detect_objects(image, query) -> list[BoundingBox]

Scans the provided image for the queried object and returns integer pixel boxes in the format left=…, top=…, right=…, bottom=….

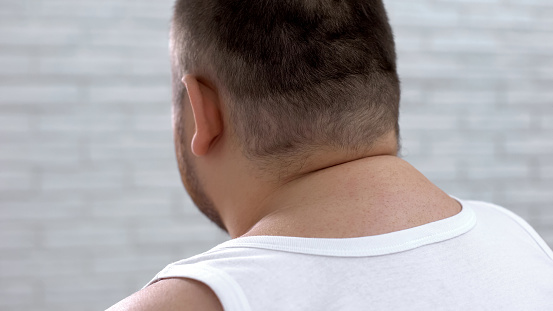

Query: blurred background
left=0, top=0, right=552, bottom=310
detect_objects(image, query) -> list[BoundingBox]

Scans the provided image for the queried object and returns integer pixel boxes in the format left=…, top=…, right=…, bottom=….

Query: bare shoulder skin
left=106, top=279, right=223, bottom=311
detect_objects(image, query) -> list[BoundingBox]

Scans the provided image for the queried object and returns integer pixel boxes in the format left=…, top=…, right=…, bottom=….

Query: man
left=108, top=0, right=553, bottom=310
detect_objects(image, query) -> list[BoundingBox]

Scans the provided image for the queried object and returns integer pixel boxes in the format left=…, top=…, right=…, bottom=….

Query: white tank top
left=146, top=199, right=553, bottom=310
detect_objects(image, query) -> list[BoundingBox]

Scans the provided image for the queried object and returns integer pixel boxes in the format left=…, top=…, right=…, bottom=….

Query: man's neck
left=240, top=155, right=461, bottom=239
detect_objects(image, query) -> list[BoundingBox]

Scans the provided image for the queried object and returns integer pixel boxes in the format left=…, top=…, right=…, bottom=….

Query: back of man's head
left=171, top=0, right=400, bottom=170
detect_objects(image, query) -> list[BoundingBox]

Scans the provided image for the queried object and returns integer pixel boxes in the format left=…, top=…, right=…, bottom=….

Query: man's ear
left=183, top=75, right=223, bottom=157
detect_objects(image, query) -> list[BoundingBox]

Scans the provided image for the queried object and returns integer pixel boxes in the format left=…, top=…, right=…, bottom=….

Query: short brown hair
left=171, top=0, right=400, bottom=166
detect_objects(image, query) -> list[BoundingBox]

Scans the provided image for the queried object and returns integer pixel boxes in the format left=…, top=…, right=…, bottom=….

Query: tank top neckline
left=210, top=197, right=476, bottom=257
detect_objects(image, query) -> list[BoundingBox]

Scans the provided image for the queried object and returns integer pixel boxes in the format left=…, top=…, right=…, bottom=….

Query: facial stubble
left=176, top=122, right=228, bottom=233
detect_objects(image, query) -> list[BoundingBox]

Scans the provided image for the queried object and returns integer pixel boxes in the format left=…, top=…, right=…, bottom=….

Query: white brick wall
left=0, top=0, right=551, bottom=310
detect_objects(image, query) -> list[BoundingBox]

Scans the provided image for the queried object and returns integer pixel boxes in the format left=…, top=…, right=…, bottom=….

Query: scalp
left=200, top=0, right=396, bottom=97
left=171, top=0, right=400, bottom=169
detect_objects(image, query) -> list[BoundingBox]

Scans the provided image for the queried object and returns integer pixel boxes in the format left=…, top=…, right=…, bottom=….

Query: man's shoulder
left=106, top=278, right=223, bottom=311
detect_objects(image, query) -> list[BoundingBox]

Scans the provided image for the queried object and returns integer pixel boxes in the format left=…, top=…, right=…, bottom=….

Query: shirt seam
left=224, top=216, right=475, bottom=256
left=148, top=264, right=252, bottom=311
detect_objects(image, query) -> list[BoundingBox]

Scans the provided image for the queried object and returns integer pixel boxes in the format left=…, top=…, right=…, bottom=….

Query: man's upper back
left=140, top=200, right=553, bottom=310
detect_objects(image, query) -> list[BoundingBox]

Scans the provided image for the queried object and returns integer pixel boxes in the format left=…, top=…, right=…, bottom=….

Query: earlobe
left=183, top=75, right=223, bottom=157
